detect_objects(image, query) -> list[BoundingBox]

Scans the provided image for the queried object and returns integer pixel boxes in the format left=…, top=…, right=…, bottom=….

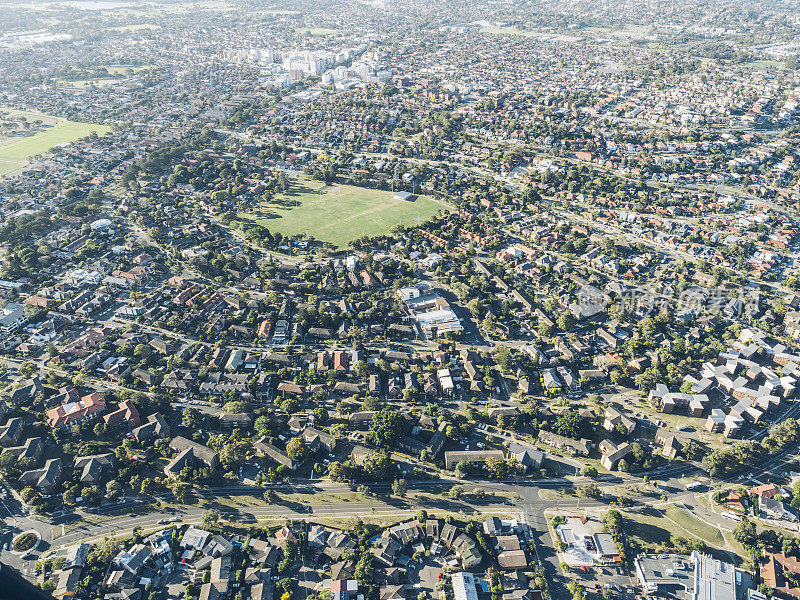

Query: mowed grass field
left=482, top=26, right=549, bottom=38
left=296, top=27, right=340, bottom=36
left=107, top=24, right=162, bottom=32
left=0, top=109, right=112, bottom=175
left=743, top=59, right=784, bottom=70
left=58, top=65, right=157, bottom=88
left=243, top=177, right=449, bottom=248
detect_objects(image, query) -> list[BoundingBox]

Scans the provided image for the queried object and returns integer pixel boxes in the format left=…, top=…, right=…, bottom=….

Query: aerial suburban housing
left=0, top=0, right=799, bottom=599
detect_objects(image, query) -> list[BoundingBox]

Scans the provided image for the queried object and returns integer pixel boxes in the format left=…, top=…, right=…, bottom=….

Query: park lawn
left=280, top=492, right=370, bottom=505
left=1, top=108, right=63, bottom=126
left=104, top=64, right=156, bottom=74
left=0, top=119, right=112, bottom=162
left=482, top=26, right=546, bottom=38
left=58, top=79, right=117, bottom=88
left=58, top=66, right=156, bottom=88
left=242, top=177, right=449, bottom=248
left=743, top=60, right=784, bottom=70
left=108, top=24, right=162, bottom=32
left=296, top=27, right=340, bottom=36
left=0, top=159, right=23, bottom=176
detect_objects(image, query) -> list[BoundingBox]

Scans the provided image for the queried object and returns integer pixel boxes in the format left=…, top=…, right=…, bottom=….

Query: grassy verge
left=663, top=505, right=726, bottom=546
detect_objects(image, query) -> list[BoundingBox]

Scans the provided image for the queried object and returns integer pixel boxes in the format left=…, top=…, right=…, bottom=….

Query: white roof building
left=452, top=571, right=480, bottom=600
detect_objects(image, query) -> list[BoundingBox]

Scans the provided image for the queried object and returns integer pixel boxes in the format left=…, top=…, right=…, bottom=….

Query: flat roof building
left=0, top=302, right=27, bottom=334
left=692, top=551, right=736, bottom=600
left=635, top=551, right=755, bottom=599
left=452, top=571, right=480, bottom=600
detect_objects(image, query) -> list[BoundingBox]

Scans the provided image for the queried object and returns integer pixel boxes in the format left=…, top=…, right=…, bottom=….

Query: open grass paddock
left=0, top=108, right=111, bottom=175
left=242, top=176, right=449, bottom=247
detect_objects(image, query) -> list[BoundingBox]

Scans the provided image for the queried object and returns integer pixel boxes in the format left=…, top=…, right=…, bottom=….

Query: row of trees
left=702, top=418, right=800, bottom=476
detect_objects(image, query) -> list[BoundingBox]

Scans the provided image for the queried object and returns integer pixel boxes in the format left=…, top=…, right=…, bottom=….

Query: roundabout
left=11, top=531, right=39, bottom=554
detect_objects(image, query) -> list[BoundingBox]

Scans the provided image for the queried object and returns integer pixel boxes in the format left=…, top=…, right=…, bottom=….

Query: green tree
left=362, top=396, right=380, bottom=411
left=555, top=412, right=589, bottom=440
left=567, top=581, right=586, bottom=600
left=577, top=484, right=601, bottom=499
left=313, top=407, right=329, bottom=426
left=72, top=372, right=88, bottom=388
left=354, top=360, right=369, bottom=381
left=182, top=407, right=202, bottom=429
left=368, top=409, right=405, bottom=448
left=682, top=440, right=704, bottom=461
left=286, top=438, right=307, bottom=462
left=254, top=415, right=271, bottom=437
left=733, top=518, right=757, bottom=548
left=174, top=482, right=192, bottom=504
left=354, top=551, right=374, bottom=588
left=20, top=487, right=37, bottom=503
left=493, top=345, right=512, bottom=373
left=557, top=311, right=575, bottom=331
left=280, top=397, right=299, bottom=414
left=202, top=508, right=219, bottom=528
left=392, top=478, right=408, bottom=497
left=361, top=450, right=391, bottom=480
left=105, top=480, right=122, bottom=501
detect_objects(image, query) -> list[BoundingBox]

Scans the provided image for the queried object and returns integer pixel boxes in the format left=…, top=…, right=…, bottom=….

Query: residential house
left=599, top=440, right=633, bottom=470
left=47, top=392, right=106, bottom=428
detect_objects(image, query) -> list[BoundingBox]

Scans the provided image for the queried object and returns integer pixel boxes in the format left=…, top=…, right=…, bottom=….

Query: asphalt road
left=1, top=447, right=796, bottom=600
left=0, top=467, right=701, bottom=599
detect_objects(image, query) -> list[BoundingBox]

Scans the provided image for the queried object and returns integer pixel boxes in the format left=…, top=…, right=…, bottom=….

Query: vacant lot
left=0, top=110, right=111, bottom=175
left=243, top=177, right=449, bottom=247
left=623, top=504, right=726, bottom=549
left=622, top=510, right=673, bottom=549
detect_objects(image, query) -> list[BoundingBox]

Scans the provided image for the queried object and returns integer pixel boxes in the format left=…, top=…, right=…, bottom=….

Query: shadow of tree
left=412, top=495, right=481, bottom=514
left=270, top=197, right=299, bottom=208
left=623, top=515, right=672, bottom=545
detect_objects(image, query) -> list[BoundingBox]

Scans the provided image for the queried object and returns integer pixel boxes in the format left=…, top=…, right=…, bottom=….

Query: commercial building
left=398, top=282, right=462, bottom=338
left=0, top=302, right=27, bottom=334
left=635, top=551, right=755, bottom=599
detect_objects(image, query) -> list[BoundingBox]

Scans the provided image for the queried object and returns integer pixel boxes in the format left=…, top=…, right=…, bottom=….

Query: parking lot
left=406, top=554, right=444, bottom=598
left=570, top=564, right=638, bottom=598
